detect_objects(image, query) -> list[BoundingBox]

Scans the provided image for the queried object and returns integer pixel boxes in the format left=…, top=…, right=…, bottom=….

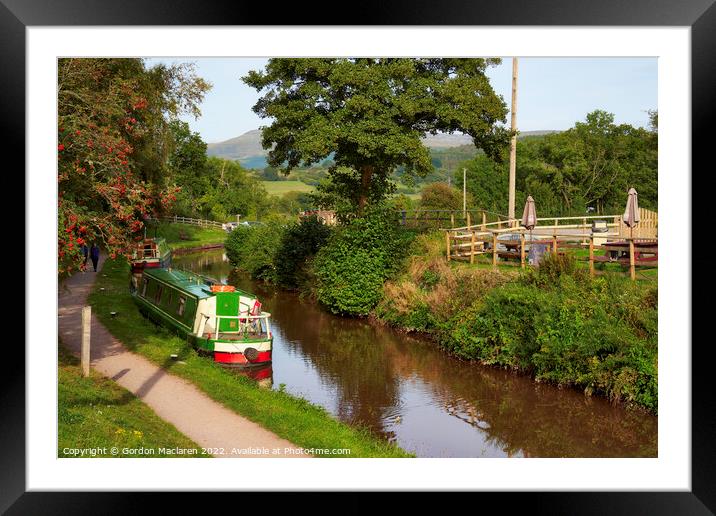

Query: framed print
left=5, top=0, right=713, bottom=512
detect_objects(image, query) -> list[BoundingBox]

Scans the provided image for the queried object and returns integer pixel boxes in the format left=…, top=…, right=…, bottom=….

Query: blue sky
left=146, top=57, right=657, bottom=144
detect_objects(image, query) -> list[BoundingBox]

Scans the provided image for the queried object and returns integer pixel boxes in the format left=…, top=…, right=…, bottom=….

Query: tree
left=453, top=153, right=507, bottom=213
left=243, top=58, right=511, bottom=214
left=419, top=183, right=468, bottom=211
left=57, top=58, right=210, bottom=274
left=168, top=120, right=209, bottom=215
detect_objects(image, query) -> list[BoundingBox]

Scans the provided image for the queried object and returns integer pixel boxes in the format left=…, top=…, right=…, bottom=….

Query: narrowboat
left=129, top=237, right=172, bottom=292
left=131, top=267, right=273, bottom=367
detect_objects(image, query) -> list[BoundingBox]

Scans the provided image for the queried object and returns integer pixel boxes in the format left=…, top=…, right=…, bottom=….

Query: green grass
left=58, top=343, right=208, bottom=458
left=87, top=258, right=412, bottom=458
left=154, top=222, right=227, bottom=250
left=260, top=180, right=315, bottom=196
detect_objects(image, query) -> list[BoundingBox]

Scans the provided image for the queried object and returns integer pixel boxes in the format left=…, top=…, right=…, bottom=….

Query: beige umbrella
left=521, top=195, right=537, bottom=230
left=623, top=188, right=640, bottom=239
left=521, top=196, right=537, bottom=264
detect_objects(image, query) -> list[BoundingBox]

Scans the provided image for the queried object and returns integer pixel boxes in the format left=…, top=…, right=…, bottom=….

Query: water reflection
left=173, top=250, right=657, bottom=458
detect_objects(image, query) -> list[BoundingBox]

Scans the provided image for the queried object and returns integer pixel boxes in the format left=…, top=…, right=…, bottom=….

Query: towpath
left=58, top=255, right=305, bottom=458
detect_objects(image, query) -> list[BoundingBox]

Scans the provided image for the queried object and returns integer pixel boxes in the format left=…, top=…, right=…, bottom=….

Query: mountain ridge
left=206, top=129, right=560, bottom=166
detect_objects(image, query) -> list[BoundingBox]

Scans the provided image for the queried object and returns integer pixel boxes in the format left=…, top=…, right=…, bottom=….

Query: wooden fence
left=615, top=207, right=658, bottom=239
left=398, top=209, right=509, bottom=228
left=445, top=212, right=658, bottom=280
left=151, top=215, right=225, bottom=229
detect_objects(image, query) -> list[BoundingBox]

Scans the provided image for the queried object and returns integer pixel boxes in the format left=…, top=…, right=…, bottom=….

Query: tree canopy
left=243, top=58, right=511, bottom=213
left=455, top=110, right=658, bottom=216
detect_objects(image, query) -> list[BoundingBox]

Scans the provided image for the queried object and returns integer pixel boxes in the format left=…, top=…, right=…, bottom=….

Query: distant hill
left=207, top=129, right=560, bottom=168
left=206, top=129, right=265, bottom=161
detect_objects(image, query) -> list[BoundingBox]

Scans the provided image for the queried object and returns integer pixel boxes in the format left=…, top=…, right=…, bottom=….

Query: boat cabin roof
left=142, top=268, right=255, bottom=300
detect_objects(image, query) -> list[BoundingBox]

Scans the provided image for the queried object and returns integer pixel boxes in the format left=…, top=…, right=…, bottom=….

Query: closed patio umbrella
left=623, top=187, right=640, bottom=238
left=521, top=195, right=537, bottom=230
left=521, top=196, right=539, bottom=264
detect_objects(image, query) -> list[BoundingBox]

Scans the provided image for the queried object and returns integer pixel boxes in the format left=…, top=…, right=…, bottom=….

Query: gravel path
left=58, top=255, right=305, bottom=458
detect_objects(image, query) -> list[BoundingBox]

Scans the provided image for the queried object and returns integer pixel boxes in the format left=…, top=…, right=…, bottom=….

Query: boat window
left=141, top=278, right=148, bottom=297
left=178, top=297, right=186, bottom=316
left=154, top=286, right=163, bottom=304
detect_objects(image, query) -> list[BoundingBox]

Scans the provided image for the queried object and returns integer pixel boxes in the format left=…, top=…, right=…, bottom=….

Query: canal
left=173, top=249, right=657, bottom=458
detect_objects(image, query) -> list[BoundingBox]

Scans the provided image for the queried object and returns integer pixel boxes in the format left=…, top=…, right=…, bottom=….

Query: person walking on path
left=90, top=243, right=100, bottom=272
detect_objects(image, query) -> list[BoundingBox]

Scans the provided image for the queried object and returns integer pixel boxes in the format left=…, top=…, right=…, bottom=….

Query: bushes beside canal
left=376, top=238, right=658, bottom=413
left=224, top=219, right=286, bottom=283
left=313, top=206, right=415, bottom=315
left=441, top=262, right=658, bottom=412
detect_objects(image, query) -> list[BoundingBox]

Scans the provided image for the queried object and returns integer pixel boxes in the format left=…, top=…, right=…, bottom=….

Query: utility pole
left=508, top=57, right=519, bottom=226
left=462, top=168, right=467, bottom=215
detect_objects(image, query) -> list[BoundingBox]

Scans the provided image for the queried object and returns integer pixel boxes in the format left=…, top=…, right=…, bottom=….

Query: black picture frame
left=6, top=0, right=712, bottom=512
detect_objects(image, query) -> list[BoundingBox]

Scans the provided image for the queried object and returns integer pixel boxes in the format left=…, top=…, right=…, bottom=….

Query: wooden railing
left=398, top=209, right=509, bottom=228
left=445, top=212, right=658, bottom=280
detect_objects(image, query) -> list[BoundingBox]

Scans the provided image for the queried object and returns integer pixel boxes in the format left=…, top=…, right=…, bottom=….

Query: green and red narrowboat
left=131, top=267, right=273, bottom=367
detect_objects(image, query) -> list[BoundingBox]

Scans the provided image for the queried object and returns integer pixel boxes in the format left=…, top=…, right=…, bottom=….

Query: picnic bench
left=597, top=240, right=658, bottom=266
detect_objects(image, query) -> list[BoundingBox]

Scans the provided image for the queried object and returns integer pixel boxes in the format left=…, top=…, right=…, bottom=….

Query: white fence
left=151, top=216, right=225, bottom=229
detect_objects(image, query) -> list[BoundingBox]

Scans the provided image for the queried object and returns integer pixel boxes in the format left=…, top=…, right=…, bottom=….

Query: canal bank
left=58, top=256, right=309, bottom=457
left=84, top=256, right=412, bottom=458
left=175, top=249, right=658, bottom=458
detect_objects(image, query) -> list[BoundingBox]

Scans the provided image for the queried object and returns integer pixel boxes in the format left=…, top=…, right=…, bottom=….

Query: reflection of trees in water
left=173, top=250, right=234, bottom=283
left=265, top=292, right=403, bottom=440
left=387, top=340, right=657, bottom=457
left=186, top=251, right=657, bottom=457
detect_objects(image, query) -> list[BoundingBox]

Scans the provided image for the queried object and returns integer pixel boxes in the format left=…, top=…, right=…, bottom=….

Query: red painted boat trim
left=214, top=351, right=272, bottom=366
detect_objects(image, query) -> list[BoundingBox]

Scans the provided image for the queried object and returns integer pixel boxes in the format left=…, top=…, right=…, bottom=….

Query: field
left=261, top=180, right=315, bottom=196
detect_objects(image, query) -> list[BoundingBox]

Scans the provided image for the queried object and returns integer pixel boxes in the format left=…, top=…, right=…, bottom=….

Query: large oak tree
left=243, top=58, right=511, bottom=213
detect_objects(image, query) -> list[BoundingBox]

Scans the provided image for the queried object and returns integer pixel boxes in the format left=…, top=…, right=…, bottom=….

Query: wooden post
left=552, top=234, right=558, bottom=254
left=81, top=306, right=91, bottom=377
left=446, top=231, right=451, bottom=262
left=520, top=232, right=525, bottom=269
left=481, top=211, right=486, bottom=231
left=589, top=236, right=594, bottom=277
left=629, top=238, right=636, bottom=281
left=470, top=230, right=475, bottom=265
left=492, top=233, right=498, bottom=268
left=466, top=211, right=471, bottom=228
left=450, top=213, right=455, bottom=228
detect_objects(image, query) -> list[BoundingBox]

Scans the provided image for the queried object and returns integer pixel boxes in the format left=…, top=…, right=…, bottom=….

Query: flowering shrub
left=57, top=58, right=208, bottom=274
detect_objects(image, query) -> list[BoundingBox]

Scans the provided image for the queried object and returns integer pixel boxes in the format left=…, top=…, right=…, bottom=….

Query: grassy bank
left=87, top=258, right=412, bottom=457
left=376, top=231, right=658, bottom=413
left=154, top=222, right=227, bottom=250
left=58, top=343, right=207, bottom=457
